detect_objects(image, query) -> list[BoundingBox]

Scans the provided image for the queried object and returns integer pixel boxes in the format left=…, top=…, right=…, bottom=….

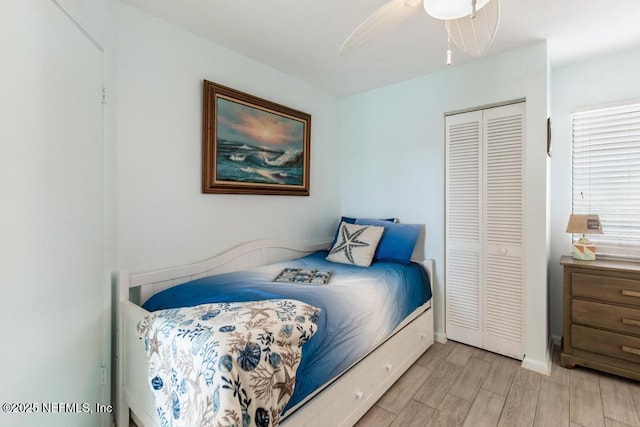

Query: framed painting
left=202, top=80, right=311, bottom=195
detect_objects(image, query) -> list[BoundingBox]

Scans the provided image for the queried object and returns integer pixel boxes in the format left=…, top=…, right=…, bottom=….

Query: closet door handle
left=622, top=345, right=640, bottom=356
left=621, top=290, right=640, bottom=298
left=622, top=318, right=640, bottom=327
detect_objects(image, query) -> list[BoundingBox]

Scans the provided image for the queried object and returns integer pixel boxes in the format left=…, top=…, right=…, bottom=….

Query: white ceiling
left=122, top=0, right=640, bottom=97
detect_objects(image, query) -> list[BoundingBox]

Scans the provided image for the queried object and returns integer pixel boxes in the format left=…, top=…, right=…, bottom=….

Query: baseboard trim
left=521, top=338, right=553, bottom=376
left=435, top=331, right=447, bottom=344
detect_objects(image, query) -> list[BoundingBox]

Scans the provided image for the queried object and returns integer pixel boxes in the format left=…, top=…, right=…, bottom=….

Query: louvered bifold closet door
left=445, top=110, right=483, bottom=347
left=482, top=103, right=525, bottom=359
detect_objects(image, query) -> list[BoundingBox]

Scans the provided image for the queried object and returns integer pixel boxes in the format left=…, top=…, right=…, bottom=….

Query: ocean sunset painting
left=202, top=80, right=311, bottom=195
left=216, top=97, right=304, bottom=185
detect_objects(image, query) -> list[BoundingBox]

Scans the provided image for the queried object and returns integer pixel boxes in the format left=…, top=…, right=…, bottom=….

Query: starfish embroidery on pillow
left=329, top=224, right=371, bottom=264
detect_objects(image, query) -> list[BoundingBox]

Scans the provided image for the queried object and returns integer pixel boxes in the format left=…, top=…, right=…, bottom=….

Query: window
left=571, top=102, right=640, bottom=259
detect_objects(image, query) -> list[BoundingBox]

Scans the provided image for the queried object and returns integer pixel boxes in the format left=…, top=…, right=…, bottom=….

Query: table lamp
left=566, top=214, right=603, bottom=260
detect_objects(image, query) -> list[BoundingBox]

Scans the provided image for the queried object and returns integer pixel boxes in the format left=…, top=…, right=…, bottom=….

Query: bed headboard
left=118, top=240, right=332, bottom=305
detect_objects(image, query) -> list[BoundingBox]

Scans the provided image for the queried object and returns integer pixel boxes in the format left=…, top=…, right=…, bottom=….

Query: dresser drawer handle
left=622, top=318, right=640, bottom=327
left=621, top=290, right=640, bottom=298
left=622, top=345, right=640, bottom=356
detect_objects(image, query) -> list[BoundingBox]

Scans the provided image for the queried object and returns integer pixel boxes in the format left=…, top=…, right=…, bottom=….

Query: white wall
left=549, top=45, right=640, bottom=342
left=339, top=42, right=550, bottom=368
left=115, top=3, right=342, bottom=273
left=0, top=2, right=339, bottom=425
left=0, top=1, right=112, bottom=426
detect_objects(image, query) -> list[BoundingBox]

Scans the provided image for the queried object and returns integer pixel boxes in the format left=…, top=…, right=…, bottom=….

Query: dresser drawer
left=572, top=273, right=640, bottom=307
left=572, top=299, right=640, bottom=336
left=572, top=324, right=640, bottom=364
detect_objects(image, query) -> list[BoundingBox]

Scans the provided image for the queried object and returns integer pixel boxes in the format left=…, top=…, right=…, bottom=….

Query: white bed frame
left=116, top=239, right=434, bottom=427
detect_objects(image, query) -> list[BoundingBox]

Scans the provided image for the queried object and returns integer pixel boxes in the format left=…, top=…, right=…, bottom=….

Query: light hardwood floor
left=130, top=341, right=640, bottom=427
left=355, top=340, right=640, bottom=427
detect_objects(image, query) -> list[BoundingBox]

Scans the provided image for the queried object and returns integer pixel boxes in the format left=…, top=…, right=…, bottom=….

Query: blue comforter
left=142, top=250, right=432, bottom=413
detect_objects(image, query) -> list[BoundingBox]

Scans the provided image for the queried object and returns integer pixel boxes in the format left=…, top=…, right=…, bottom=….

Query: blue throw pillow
left=330, top=216, right=396, bottom=246
left=355, top=218, right=421, bottom=265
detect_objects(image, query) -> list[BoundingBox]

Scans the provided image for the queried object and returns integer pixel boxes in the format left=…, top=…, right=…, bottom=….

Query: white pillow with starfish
left=325, top=221, right=384, bottom=267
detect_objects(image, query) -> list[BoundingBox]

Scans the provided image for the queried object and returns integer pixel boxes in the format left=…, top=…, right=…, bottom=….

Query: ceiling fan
left=339, top=0, right=500, bottom=64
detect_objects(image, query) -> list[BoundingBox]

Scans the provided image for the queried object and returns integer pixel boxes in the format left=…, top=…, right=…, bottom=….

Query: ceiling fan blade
left=339, top=0, right=422, bottom=56
left=446, top=0, right=500, bottom=57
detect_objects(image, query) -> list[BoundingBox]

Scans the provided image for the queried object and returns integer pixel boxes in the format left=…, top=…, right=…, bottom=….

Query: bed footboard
left=117, top=301, right=156, bottom=427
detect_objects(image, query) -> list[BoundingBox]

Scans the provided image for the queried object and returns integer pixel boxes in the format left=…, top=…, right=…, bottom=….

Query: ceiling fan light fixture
left=423, top=0, right=490, bottom=20
left=445, top=0, right=500, bottom=59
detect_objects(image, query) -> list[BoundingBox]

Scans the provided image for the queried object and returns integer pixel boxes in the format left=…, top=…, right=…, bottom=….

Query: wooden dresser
left=561, top=256, right=640, bottom=380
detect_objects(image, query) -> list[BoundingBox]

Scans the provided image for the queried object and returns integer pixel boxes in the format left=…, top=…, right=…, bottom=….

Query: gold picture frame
left=202, top=80, right=311, bottom=195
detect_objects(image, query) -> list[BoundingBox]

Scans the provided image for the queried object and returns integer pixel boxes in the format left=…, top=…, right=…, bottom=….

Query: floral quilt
left=137, top=299, right=321, bottom=427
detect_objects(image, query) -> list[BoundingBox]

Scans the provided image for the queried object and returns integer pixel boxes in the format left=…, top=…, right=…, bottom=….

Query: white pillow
left=325, top=221, right=384, bottom=267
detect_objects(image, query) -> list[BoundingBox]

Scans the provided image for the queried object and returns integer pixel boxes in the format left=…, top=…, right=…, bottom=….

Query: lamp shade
left=423, top=0, right=491, bottom=20
left=566, top=214, right=603, bottom=235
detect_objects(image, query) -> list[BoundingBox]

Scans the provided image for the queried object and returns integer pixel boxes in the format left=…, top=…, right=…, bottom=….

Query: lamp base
left=572, top=242, right=597, bottom=260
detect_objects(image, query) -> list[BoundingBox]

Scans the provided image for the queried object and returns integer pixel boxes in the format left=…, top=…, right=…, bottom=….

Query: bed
left=116, top=238, right=434, bottom=427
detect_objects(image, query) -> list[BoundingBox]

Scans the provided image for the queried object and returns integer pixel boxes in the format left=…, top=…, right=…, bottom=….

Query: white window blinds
left=571, top=102, right=640, bottom=258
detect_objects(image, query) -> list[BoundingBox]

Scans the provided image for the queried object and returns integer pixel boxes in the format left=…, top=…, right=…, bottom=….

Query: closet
left=445, top=102, right=525, bottom=359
